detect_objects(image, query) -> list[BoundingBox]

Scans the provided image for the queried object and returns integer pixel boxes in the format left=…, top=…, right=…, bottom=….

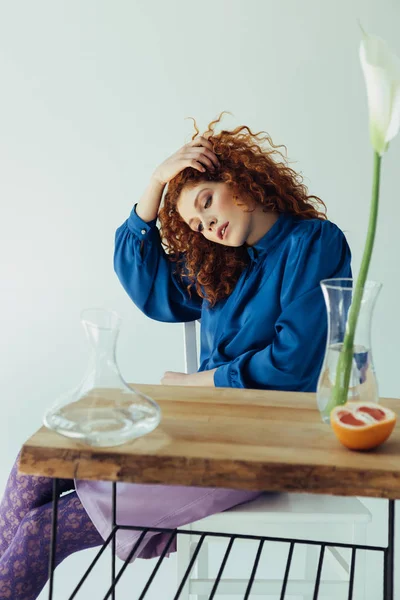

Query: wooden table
left=19, top=386, right=400, bottom=599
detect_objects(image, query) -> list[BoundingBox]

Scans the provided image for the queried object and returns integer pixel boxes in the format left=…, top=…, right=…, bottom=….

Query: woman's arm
left=136, top=135, right=219, bottom=221
left=114, top=137, right=219, bottom=323
left=114, top=206, right=203, bottom=322
left=135, top=176, right=166, bottom=223
left=161, top=369, right=217, bottom=386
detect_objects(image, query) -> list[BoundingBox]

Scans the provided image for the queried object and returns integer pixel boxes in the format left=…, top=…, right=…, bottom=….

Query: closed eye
left=197, top=196, right=212, bottom=232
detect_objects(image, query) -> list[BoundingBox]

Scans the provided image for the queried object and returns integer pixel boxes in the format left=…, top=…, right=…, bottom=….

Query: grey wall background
left=0, top=0, right=399, bottom=598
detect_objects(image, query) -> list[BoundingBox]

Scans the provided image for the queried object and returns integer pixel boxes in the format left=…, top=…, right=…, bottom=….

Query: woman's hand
left=152, top=136, right=220, bottom=186
left=161, top=369, right=217, bottom=387
left=136, top=136, right=220, bottom=223
left=160, top=372, right=189, bottom=386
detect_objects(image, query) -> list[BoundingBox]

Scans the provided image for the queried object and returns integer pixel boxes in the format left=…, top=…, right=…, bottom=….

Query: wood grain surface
left=18, top=385, right=400, bottom=499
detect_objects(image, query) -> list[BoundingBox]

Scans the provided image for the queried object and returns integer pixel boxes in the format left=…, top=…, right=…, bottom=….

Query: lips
left=217, top=222, right=229, bottom=240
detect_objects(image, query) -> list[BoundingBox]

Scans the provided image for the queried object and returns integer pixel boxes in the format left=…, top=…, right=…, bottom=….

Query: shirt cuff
left=214, top=363, right=240, bottom=388
left=127, top=203, right=158, bottom=238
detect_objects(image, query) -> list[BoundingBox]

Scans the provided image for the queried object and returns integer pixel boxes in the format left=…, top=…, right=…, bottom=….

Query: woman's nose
left=207, top=217, right=217, bottom=231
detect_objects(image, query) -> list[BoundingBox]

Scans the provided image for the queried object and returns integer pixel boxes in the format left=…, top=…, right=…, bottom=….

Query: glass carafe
left=43, top=308, right=161, bottom=447
left=317, top=278, right=382, bottom=424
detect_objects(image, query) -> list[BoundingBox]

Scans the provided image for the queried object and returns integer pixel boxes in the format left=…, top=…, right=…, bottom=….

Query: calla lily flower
left=360, top=26, right=400, bottom=155
left=326, top=27, right=400, bottom=414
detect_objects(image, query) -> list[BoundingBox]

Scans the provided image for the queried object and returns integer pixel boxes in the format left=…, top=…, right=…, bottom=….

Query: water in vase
left=317, top=342, right=379, bottom=424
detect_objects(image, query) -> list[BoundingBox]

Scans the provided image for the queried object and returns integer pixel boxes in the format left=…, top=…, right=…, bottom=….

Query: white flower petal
left=386, top=85, right=400, bottom=144
left=360, top=44, right=391, bottom=153
left=359, top=28, right=400, bottom=154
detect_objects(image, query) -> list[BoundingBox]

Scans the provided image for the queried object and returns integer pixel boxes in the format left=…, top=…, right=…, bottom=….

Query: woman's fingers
left=183, top=146, right=219, bottom=168
left=188, top=137, right=220, bottom=167
left=182, top=158, right=206, bottom=173
left=189, top=136, right=213, bottom=150
left=153, top=136, right=220, bottom=184
left=184, top=150, right=216, bottom=170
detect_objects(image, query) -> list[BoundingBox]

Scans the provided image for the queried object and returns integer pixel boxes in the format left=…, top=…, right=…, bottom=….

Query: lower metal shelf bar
left=348, top=548, right=357, bottom=600
left=244, top=538, right=265, bottom=600
left=173, top=534, right=207, bottom=600
left=115, top=523, right=385, bottom=552
left=280, top=541, right=295, bottom=600
left=100, top=529, right=149, bottom=600
left=208, top=536, right=236, bottom=599
left=137, top=532, right=178, bottom=600
left=68, top=527, right=118, bottom=600
left=313, top=544, right=326, bottom=600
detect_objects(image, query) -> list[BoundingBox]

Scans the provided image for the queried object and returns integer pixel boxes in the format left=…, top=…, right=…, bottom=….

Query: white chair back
left=183, top=321, right=199, bottom=374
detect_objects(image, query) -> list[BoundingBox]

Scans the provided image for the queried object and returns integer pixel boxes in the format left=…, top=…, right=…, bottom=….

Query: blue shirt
left=114, top=205, right=352, bottom=391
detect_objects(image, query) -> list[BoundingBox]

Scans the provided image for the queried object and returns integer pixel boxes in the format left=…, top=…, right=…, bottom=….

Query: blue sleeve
left=213, top=220, right=352, bottom=390
left=113, top=204, right=202, bottom=322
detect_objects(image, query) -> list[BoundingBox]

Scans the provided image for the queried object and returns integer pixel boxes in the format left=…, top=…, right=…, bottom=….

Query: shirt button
left=141, top=229, right=146, bottom=235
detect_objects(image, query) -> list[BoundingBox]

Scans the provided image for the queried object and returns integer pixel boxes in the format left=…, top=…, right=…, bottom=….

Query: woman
left=0, top=115, right=351, bottom=599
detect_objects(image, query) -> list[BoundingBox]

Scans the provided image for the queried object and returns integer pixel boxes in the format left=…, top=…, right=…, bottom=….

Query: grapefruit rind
left=330, top=402, right=396, bottom=451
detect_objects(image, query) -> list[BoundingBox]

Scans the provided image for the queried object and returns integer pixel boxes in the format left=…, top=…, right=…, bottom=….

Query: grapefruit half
left=330, top=402, right=396, bottom=450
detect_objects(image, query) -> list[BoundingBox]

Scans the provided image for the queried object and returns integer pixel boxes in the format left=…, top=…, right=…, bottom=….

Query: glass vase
left=317, top=278, right=382, bottom=424
left=43, top=308, right=161, bottom=447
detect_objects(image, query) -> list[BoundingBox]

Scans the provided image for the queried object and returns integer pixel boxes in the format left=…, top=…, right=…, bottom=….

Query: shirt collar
left=246, top=212, right=293, bottom=261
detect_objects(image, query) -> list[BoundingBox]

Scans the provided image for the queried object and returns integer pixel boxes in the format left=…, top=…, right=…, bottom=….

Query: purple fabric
left=75, top=479, right=262, bottom=562
left=0, top=451, right=103, bottom=600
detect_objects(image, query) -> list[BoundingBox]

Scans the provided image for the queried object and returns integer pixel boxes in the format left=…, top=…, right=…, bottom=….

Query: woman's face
left=176, top=182, right=254, bottom=247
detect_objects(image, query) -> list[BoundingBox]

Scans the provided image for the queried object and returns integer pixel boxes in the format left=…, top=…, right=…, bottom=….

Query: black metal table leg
left=112, top=482, right=117, bottom=600
left=48, top=478, right=60, bottom=600
left=384, top=499, right=395, bottom=600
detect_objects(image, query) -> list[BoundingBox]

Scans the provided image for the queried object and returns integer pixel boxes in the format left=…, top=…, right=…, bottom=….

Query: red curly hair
left=158, top=112, right=326, bottom=308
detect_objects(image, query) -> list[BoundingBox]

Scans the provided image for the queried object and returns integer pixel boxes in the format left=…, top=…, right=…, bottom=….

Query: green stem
left=324, top=151, right=382, bottom=416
